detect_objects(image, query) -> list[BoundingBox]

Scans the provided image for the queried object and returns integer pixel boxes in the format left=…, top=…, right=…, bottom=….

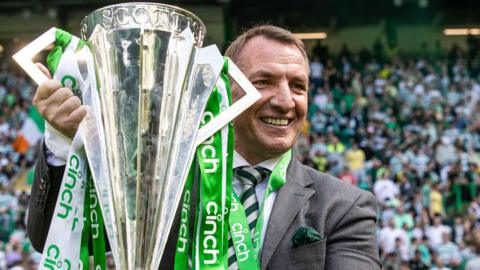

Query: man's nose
left=270, top=80, right=295, bottom=112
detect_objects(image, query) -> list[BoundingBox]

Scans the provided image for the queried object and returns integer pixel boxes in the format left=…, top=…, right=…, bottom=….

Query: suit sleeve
left=324, top=190, right=382, bottom=270
left=28, top=141, right=116, bottom=255
left=27, top=141, right=65, bottom=252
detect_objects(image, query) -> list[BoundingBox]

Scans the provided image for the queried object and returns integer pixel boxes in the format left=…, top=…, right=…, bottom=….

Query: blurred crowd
left=1, top=35, right=480, bottom=269
left=0, top=63, right=40, bottom=269
left=295, top=37, right=480, bottom=270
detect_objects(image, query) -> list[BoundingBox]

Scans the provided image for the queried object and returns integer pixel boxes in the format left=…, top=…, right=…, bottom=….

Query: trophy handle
left=12, top=27, right=60, bottom=85
left=195, top=57, right=261, bottom=146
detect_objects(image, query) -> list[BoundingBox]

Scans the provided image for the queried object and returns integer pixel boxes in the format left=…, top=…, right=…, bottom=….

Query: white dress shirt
left=44, top=124, right=70, bottom=166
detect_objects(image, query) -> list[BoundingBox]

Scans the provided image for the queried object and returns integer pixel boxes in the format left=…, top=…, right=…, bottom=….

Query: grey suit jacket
left=28, top=143, right=381, bottom=269
left=261, top=157, right=381, bottom=269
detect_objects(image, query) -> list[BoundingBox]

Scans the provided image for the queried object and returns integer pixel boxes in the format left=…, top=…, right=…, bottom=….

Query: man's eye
left=253, top=80, right=269, bottom=87
left=291, top=82, right=307, bottom=91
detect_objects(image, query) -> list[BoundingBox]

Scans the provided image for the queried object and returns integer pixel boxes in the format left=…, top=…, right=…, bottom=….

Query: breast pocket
left=291, top=238, right=326, bottom=269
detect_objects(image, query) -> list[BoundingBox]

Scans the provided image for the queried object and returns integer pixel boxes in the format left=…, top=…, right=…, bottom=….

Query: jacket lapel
left=260, top=158, right=315, bottom=270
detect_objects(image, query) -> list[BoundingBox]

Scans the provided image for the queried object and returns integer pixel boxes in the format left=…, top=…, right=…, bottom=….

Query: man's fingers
left=45, top=87, right=74, bottom=106
left=34, top=80, right=62, bottom=102
left=46, top=105, right=87, bottom=139
left=35, top=87, right=74, bottom=122
left=55, top=96, right=82, bottom=117
left=35, top=63, right=52, bottom=79
left=67, top=105, right=87, bottom=124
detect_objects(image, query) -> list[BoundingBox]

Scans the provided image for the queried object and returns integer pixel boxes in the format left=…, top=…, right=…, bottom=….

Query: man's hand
left=32, top=63, right=86, bottom=138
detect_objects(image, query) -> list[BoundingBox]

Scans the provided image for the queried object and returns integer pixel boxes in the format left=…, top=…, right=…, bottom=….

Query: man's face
left=232, top=36, right=309, bottom=164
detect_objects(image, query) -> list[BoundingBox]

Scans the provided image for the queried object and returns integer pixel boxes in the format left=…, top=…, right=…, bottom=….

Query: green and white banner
left=39, top=132, right=87, bottom=269
left=39, top=29, right=106, bottom=270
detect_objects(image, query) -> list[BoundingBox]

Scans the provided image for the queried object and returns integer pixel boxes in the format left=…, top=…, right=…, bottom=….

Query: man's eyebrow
left=250, top=70, right=277, bottom=78
left=290, top=74, right=309, bottom=85
left=250, top=69, right=309, bottom=82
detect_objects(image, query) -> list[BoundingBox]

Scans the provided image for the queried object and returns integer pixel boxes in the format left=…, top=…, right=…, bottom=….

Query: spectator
left=394, top=203, right=414, bottom=230
left=426, top=216, right=451, bottom=248
left=429, top=182, right=444, bottom=217
left=373, top=171, right=399, bottom=206
left=309, top=56, right=324, bottom=90
left=435, top=231, right=462, bottom=268
left=409, top=249, right=429, bottom=270
left=338, top=165, right=357, bottom=186
left=345, top=141, right=367, bottom=185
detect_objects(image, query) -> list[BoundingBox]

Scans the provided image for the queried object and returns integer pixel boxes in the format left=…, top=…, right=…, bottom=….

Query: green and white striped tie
left=228, top=166, right=270, bottom=269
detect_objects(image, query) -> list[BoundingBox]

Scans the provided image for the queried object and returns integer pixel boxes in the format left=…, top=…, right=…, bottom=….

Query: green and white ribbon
left=40, top=132, right=87, bottom=269
left=229, top=150, right=291, bottom=270
left=39, top=29, right=106, bottom=270
left=175, top=59, right=234, bottom=270
left=47, top=29, right=87, bottom=97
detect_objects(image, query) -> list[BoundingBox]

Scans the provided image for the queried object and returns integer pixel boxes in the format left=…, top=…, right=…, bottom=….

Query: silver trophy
left=13, top=3, right=260, bottom=269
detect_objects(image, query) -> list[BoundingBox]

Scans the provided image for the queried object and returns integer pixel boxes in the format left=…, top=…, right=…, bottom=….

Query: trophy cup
left=13, top=3, right=260, bottom=269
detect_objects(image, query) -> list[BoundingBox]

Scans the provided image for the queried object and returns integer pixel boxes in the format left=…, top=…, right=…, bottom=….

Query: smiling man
left=223, top=25, right=381, bottom=270
left=27, top=25, right=381, bottom=269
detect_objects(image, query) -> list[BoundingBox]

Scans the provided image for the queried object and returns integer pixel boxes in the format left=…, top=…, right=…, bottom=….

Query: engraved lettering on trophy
left=204, top=201, right=219, bottom=264
left=192, top=21, right=203, bottom=44
left=150, top=9, right=161, bottom=26
left=81, top=23, right=88, bottom=40
left=170, top=11, right=182, bottom=34
left=114, top=7, right=130, bottom=26
left=101, top=8, right=113, bottom=28
left=185, top=19, right=194, bottom=39
left=232, top=223, right=249, bottom=262
left=133, top=7, right=149, bottom=25
left=152, top=8, right=170, bottom=29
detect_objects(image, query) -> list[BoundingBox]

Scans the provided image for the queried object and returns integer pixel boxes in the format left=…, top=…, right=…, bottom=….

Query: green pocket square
left=291, top=226, right=326, bottom=248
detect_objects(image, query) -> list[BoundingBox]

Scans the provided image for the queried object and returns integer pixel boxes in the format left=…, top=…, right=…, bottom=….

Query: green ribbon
left=174, top=158, right=198, bottom=269
left=196, top=60, right=233, bottom=269
left=80, top=175, right=90, bottom=269
left=46, top=29, right=85, bottom=75
left=174, top=58, right=234, bottom=270
left=228, top=150, right=291, bottom=270
left=79, top=170, right=106, bottom=269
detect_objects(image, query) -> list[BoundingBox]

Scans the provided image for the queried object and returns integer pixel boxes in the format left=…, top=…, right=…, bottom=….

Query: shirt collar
left=233, top=150, right=282, bottom=171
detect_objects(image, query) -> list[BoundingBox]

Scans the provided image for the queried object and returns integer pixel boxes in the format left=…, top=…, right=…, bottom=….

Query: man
left=28, top=25, right=381, bottom=269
